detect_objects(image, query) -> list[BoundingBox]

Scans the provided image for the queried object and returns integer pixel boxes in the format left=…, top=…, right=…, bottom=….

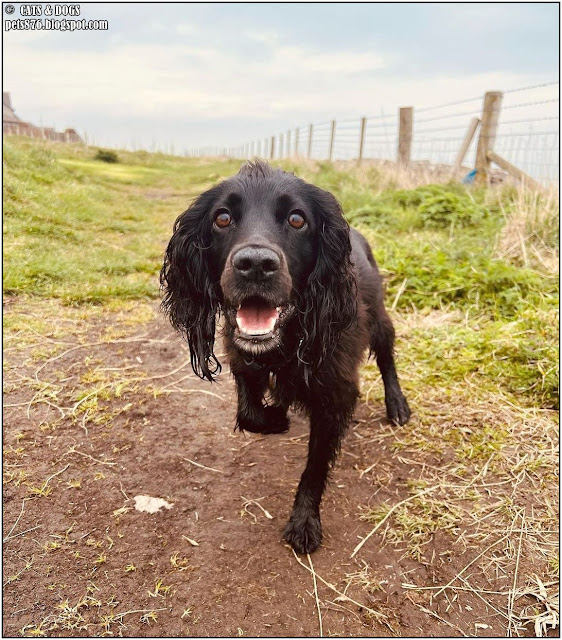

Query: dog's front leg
left=234, top=372, right=289, bottom=434
left=283, top=384, right=357, bottom=553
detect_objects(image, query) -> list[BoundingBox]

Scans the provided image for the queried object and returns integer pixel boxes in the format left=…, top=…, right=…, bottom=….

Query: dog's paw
left=386, top=393, right=411, bottom=426
left=283, top=511, right=322, bottom=554
left=237, top=406, right=289, bottom=435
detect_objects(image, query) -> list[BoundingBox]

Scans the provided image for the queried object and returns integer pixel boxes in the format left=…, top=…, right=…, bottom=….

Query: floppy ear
left=297, top=185, right=357, bottom=380
left=160, top=187, right=222, bottom=381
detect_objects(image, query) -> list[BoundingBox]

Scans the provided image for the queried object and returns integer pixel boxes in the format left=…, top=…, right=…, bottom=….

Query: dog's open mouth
left=236, top=297, right=280, bottom=337
left=235, top=296, right=285, bottom=340
left=229, top=296, right=294, bottom=348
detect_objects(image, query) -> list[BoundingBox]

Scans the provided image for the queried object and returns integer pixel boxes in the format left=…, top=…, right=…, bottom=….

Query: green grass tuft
left=94, top=149, right=119, bottom=163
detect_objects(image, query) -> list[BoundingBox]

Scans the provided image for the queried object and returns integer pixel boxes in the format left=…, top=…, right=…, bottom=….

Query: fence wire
left=210, top=81, right=559, bottom=185
left=75, top=82, right=558, bottom=186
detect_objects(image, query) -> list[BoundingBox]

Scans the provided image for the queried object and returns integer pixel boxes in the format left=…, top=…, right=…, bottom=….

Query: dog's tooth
left=249, top=328, right=267, bottom=336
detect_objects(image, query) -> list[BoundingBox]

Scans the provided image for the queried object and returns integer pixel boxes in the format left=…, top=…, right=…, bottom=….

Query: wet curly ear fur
left=297, top=185, right=357, bottom=381
left=160, top=187, right=222, bottom=381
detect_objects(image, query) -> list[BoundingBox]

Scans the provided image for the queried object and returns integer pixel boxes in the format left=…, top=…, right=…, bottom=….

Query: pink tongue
left=237, top=304, right=278, bottom=331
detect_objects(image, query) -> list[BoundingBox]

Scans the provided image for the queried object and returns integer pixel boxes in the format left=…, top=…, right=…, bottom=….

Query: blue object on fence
left=462, top=169, right=478, bottom=184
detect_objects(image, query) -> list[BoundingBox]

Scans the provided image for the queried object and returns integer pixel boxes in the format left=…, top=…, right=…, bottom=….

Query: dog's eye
left=288, top=211, right=306, bottom=229
left=214, top=209, right=232, bottom=228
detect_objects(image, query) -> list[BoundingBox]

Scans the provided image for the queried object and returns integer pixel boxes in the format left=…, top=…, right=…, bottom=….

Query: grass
left=360, top=491, right=464, bottom=561
left=3, top=136, right=559, bottom=637
left=385, top=305, right=558, bottom=410
left=3, top=137, right=241, bottom=303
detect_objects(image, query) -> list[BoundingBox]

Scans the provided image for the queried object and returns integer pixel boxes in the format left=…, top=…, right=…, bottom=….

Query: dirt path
left=3, top=302, right=555, bottom=637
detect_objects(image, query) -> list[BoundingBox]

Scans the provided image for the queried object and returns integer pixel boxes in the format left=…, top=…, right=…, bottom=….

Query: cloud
left=4, top=37, right=387, bottom=121
left=3, top=3, right=557, bottom=150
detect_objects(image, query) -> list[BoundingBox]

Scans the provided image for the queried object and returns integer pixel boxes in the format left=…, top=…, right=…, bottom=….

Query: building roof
left=3, top=92, right=23, bottom=124
left=3, top=91, right=83, bottom=143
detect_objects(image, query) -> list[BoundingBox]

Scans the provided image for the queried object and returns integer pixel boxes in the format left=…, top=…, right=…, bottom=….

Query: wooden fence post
left=454, top=117, right=480, bottom=173
left=475, top=91, right=503, bottom=185
left=286, top=130, right=291, bottom=158
left=398, top=107, right=413, bottom=166
left=358, top=117, right=367, bottom=164
left=328, top=120, right=336, bottom=162
left=270, top=136, right=275, bottom=160
left=307, top=124, right=313, bottom=158
left=486, top=149, right=543, bottom=191
left=295, top=128, right=300, bottom=156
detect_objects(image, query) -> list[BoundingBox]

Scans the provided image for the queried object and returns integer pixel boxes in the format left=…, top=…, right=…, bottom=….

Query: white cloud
left=273, top=47, right=385, bottom=74
left=3, top=23, right=553, bottom=150
left=243, top=29, right=280, bottom=45
left=4, top=38, right=387, bottom=119
left=175, top=23, right=198, bottom=37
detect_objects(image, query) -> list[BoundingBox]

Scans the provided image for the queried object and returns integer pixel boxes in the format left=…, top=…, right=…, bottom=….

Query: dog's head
left=160, top=161, right=356, bottom=381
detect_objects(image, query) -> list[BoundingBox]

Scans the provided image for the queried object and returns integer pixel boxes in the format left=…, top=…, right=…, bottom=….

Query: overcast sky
left=3, top=2, right=559, bottom=151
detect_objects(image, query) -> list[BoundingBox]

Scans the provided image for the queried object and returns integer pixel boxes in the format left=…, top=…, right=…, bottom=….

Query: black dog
left=160, top=161, right=410, bottom=553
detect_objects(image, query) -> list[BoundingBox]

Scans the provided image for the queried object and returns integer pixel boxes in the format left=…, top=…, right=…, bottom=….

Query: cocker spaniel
left=160, top=161, right=410, bottom=553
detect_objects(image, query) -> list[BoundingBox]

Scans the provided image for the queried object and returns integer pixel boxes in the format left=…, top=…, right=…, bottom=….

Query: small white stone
left=133, top=495, right=174, bottom=514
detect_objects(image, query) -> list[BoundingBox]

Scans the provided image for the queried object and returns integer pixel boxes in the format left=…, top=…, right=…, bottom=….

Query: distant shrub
left=418, top=191, right=483, bottom=227
left=389, top=184, right=491, bottom=228
left=94, top=149, right=119, bottom=163
left=342, top=183, right=498, bottom=232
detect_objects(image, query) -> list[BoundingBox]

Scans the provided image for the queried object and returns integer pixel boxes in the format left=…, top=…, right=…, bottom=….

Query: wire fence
left=410, top=82, right=559, bottom=184
left=72, top=81, right=559, bottom=187
left=182, top=81, right=558, bottom=186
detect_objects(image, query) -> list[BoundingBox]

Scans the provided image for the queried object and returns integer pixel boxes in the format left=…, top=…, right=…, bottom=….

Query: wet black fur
left=160, top=161, right=410, bottom=553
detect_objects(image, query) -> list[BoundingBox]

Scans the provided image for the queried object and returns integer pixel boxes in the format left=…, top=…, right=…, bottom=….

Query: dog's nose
left=232, top=246, right=280, bottom=282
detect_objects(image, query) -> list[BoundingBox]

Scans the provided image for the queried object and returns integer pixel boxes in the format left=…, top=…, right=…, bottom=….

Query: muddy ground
left=3, top=301, right=556, bottom=637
